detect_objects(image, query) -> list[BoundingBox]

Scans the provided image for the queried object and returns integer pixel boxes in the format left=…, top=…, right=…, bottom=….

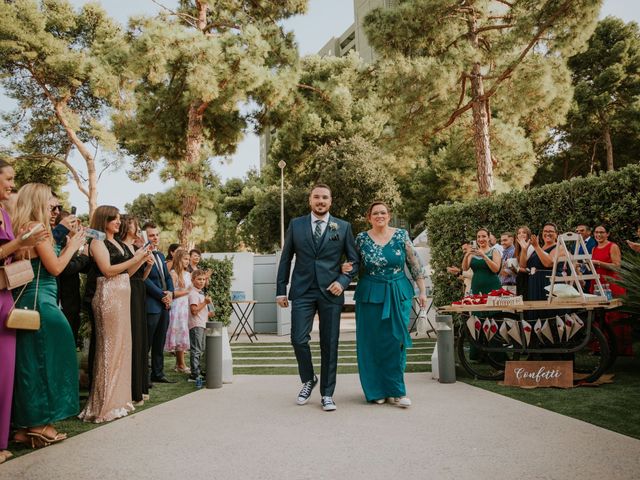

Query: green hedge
left=200, top=257, right=234, bottom=326
left=426, top=163, right=640, bottom=307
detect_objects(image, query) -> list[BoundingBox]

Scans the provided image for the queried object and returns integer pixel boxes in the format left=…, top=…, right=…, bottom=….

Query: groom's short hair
left=310, top=183, right=332, bottom=196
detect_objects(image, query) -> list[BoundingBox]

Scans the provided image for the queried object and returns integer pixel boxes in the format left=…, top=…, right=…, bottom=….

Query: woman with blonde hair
left=11, top=183, right=86, bottom=448
left=0, top=166, right=49, bottom=461
left=79, top=206, right=150, bottom=423
left=165, top=248, right=192, bottom=373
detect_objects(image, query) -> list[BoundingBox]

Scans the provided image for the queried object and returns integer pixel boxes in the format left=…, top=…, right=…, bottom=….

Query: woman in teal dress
left=345, top=202, right=427, bottom=407
left=11, top=183, right=86, bottom=448
left=461, top=228, right=502, bottom=296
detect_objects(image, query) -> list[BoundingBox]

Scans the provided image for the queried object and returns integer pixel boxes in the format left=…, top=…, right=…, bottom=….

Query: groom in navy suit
left=276, top=184, right=359, bottom=411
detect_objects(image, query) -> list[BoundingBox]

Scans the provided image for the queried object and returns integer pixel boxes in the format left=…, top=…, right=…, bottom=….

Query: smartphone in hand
left=21, top=223, right=44, bottom=241
left=70, top=206, right=77, bottom=215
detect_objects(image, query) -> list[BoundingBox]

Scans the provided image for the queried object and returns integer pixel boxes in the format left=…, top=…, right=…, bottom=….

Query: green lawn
left=458, top=342, right=640, bottom=440
left=7, top=353, right=197, bottom=460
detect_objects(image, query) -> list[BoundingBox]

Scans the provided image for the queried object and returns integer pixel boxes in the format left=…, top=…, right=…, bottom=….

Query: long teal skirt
left=356, top=299, right=412, bottom=402
left=12, top=260, right=79, bottom=427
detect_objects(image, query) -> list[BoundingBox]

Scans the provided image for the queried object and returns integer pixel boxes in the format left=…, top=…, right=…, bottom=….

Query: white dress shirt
left=311, top=212, right=330, bottom=237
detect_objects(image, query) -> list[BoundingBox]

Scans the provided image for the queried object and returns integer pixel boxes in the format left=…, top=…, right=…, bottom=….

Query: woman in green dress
left=461, top=228, right=502, bottom=295
left=11, top=183, right=86, bottom=448
left=345, top=202, right=427, bottom=407
left=461, top=228, right=502, bottom=359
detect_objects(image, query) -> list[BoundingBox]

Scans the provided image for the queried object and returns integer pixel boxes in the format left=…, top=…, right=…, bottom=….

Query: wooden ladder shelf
left=547, top=232, right=605, bottom=303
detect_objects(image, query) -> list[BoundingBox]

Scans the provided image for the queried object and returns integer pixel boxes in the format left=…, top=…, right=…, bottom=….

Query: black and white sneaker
left=296, top=375, right=318, bottom=405
left=321, top=396, right=337, bottom=412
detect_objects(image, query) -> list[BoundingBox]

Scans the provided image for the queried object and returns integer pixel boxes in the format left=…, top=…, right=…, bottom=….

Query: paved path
left=4, top=374, right=639, bottom=480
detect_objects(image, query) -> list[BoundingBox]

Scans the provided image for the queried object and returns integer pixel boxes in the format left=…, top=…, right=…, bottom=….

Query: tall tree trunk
left=470, top=64, right=494, bottom=196
left=469, top=14, right=494, bottom=196
left=180, top=103, right=206, bottom=247
left=177, top=0, right=209, bottom=248
left=53, top=102, right=98, bottom=214
left=603, top=124, right=614, bottom=171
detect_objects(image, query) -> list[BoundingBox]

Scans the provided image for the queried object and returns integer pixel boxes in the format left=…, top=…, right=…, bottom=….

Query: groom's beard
left=310, top=203, right=330, bottom=216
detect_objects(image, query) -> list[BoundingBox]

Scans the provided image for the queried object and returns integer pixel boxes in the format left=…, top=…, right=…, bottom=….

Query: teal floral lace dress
left=354, top=229, right=426, bottom=402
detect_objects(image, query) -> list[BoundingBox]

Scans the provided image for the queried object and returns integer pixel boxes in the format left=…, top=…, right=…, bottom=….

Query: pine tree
left=115, top=0, right=307, bottom=245
left=364, top=0, right=602, bottom=195
left=0, top=0, right=128, bottom=214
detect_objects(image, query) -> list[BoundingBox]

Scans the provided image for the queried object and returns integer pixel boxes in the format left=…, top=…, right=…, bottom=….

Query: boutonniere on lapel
left=328, top=221, right=340, bottom=241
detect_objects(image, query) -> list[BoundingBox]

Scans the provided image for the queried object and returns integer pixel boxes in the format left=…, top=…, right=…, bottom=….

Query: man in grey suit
left=276, top=184, right=359, bottom=411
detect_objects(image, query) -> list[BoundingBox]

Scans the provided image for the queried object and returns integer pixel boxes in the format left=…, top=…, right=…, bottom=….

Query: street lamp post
left=278, top=160, right=286, bottom=248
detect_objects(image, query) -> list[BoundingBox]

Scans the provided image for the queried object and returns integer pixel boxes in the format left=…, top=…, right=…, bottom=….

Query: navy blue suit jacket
left=144, top=251, right=175, bottom=314
left=276, top=214, right=359, bottom=305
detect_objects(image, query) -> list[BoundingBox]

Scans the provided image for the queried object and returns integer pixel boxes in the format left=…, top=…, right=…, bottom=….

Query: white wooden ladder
left=547, top=232, right=605, bottom=303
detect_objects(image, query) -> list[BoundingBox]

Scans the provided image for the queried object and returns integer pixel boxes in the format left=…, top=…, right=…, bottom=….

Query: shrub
left=426, top=164, right=640, bottom=307
left=200, top=257, right=234, bottom=326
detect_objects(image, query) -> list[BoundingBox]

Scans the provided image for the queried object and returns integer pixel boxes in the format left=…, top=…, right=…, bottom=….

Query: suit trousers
left=291, top=288, right=342, bottom=396
left=147, top=309, right=169, bottom=380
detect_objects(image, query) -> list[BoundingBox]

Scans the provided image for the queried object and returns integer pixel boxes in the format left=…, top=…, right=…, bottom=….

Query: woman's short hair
left=90, top=205, right=120, bottom=233
left=366, top=201, right=391, bottom=217
left=12, top=183, right=53, bottom=238
left=542, top=222, right=558, bottom=233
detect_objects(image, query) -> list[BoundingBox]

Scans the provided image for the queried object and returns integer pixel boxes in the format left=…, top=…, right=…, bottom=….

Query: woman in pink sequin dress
left=79, top=206, right=151, bottom=423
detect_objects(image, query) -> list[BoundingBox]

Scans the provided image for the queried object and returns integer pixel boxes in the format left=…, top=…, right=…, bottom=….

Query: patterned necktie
left=313, top=220, right=323, bottom=246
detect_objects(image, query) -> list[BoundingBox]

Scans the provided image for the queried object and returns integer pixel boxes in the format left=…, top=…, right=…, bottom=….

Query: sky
left=5, top=0, right=640, bottom=213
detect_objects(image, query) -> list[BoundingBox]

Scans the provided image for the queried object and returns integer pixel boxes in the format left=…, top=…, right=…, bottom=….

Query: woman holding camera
left=79, top=206, right=150, bottom=423
left=11, top=183, right=86, bottom=449
left=462, top=228, right=502, bottom=296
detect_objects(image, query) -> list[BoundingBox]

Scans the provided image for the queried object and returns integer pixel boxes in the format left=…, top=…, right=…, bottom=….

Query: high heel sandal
left=0, top=450, right=13, bottom=463
left=26, top=426, right=67, bottom=448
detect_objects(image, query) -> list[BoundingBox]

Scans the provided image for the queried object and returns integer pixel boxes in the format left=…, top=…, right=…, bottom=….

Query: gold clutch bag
left=5, top=307, right=40, bottom=330
left=5, top=261, right=41, bottom=331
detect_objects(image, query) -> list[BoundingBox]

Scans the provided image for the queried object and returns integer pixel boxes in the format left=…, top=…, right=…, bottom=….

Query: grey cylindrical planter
left=436, top=315, right=456, bottom=383
left=205, top=321, right=223, bottom=389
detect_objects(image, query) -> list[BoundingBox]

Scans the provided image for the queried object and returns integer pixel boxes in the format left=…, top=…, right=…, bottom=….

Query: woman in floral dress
left=344, top=202, right=427, bottom=407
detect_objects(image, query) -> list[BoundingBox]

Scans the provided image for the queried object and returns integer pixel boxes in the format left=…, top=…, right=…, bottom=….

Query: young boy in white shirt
left=188, top=269, right=214, bottom=381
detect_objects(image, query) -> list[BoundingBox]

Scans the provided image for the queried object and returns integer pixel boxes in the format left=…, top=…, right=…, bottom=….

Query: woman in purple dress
left=0, top=160, right=48, bottom=462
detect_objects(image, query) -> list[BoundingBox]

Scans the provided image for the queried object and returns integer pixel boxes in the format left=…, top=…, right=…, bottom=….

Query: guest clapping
left=79, top=206, right=151, bottom=423
left=118, top=215, right=154, bottom=405
left=165, top=249, right=192, bottom=374
left=0, top=166, right=49, bottom=459
left=11, top=183, right=86, bottom=448
left=461, top=228, right=502, bottom=295
left=591, top=225, right=632, bottom=356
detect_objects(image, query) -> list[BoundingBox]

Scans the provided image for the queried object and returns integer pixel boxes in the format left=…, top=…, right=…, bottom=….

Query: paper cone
left=568, top=313, right=584, bottom=339
left=522, top=320, right=532, bottom=346
left=489, top=319, right=499, bottom=342
left=467, top=316, right=478, bottom=340
left=564, top=314, right=575, bottom=340
left=541, top=319, right=554, bottom=343
left=482, top=319, right=491, bottom=340
left=555, top=316, right=565, bottom=342
left=507, top=321, right=522, bottom=345
left=534, top=319, right=544, bottom=342
left=499, top=321, right=509, bottom=343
